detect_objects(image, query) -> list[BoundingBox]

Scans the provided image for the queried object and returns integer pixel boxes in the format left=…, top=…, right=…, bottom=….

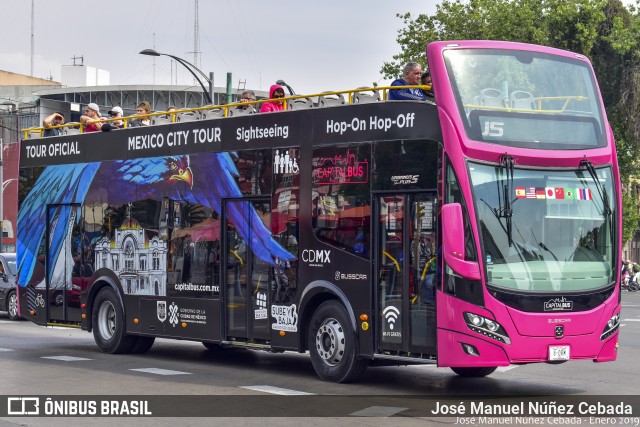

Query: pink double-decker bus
left=431, top=40, right=620, bottom=376
left=17, top=40, right=620, bottom=382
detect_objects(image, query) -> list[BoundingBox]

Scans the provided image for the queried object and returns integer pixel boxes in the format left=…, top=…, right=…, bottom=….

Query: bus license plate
left=549, top=345, right=570, bottom=361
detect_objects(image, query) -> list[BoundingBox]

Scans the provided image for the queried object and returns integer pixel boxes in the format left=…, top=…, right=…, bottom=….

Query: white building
left=94, top=219, right=167, bottom=296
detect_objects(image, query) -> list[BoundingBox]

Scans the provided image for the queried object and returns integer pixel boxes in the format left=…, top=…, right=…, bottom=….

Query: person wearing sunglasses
left=238, top=90, right=257, bottom=111
left=101, top=106, right=125, bottom=132
left=259, top=84, right=286, bottom=113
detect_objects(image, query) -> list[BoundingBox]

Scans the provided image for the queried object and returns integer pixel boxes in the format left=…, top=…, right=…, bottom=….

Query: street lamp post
left=140, top=49, right=213, bottom=105
left=276, top=79, right=296, bottom=96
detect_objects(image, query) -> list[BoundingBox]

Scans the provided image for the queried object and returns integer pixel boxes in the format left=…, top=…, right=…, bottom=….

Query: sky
left=0, top=0, right=438, bottom=95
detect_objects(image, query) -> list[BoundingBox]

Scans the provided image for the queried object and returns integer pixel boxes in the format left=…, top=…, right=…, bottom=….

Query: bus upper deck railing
left=24, top=86, right=589, bottom=140
left=23, top=85, right=432, bottom=140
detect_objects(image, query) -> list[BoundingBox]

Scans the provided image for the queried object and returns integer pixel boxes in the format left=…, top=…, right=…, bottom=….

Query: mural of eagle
left=17, top=152, right=294, bottom=288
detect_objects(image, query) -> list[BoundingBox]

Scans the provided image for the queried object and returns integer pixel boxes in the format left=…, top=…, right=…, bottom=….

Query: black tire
left=451, top=366, right=498, bottom=377
left=629, top=282, right=639, bottom=292
left=202, top=342, right=224, bottom=351
left=131, top=336, right=155, bottom=354
left=92, top=287, right=136, bottom=354
left=7, top=290, right=20, bottom=321
left=308, top=300, right=367, bottom=383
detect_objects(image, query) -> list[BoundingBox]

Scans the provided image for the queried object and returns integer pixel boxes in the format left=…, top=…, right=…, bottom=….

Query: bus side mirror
left=441, top=203, right=481, bottom=280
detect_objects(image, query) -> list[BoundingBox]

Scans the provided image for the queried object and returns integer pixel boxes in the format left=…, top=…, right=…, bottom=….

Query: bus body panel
left=15, top=40, right=621, bottom=381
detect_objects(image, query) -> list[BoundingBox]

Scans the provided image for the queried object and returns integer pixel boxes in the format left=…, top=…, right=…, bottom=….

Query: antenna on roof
left=186, top=0, right=201, bottom=86
left=71, top=55, right=84, bottom=66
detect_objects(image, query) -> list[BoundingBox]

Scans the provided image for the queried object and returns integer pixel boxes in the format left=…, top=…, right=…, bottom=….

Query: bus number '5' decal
left=482, top=121, right=504, bottom=137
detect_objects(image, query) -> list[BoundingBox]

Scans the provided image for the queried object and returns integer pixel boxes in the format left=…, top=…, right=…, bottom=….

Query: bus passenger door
left=375, top=194, right=437, bottom=356
left=222, top=199, right=272, bottom=342
left=45, top=203, right=84, bottom=323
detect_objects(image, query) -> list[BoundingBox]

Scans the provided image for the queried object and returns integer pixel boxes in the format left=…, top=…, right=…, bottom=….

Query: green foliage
left=622, top=190, right=640, bottom=245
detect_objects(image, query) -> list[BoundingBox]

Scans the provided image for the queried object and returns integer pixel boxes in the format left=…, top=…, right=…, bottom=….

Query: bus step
left=46, top=322, right=82, bottom=329
left=222, top=340, right=272, bottom=351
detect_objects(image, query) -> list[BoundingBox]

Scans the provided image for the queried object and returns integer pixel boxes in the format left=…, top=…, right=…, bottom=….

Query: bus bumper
left=437, top=329, right=619, bottom=367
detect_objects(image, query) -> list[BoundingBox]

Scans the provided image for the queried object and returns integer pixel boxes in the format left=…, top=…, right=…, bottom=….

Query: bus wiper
left=531, top=229, right=559, bottom=261
left=500, top=155, right=514, bottom=246
left=580, top=159, right=612, bottom=216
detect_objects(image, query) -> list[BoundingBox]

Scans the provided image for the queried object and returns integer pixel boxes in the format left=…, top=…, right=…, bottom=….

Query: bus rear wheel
left=202, top=342, right=223, bottom=351
left=308, top=301, right=367, bottom=383
left=92, top=287, right=136, bottom=354
left=451, top=367, right=497, bottom=377
left=131, top=336, right=155, bottom=354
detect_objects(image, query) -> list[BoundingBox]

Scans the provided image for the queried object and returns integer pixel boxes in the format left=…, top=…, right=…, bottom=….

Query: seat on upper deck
left=318, top=93, right=346, bottom=108
left=510, top=91, right=535, bottom=110
left=28, top=130, right=43, bottom=139
left=199, top=108, right=225, bottom=120
left=229, top=105, right=257, bottom=116
left=176, top=111, right=200, bottom=122
left=151, top=115, right=173, bottom=125
left=480, top=88, right=505, bottom=107
left=63, top=126, right=80, bottom=136
left=352, top=88, right=380, bottom=104
left=287, top=98, right=314, bottom=110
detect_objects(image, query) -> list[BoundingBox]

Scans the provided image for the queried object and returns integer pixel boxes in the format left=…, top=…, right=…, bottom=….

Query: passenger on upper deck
left=42, top=112, right=65, bottom=137
left=130, top=101, right=152, bottom=126
left=260, top=84, right=286, bottom=113
left=101, top=106, right=124, bottom=132
left=80, top=103, right=104, bottom=133
left=239, top=90, right=256, bottom=110
left=421, top=71, right=434, bottom=98
left=388, top=62, right=427, bottom=101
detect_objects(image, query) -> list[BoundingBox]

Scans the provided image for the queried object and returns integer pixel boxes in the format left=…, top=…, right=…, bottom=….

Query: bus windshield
left=444, top=48, right=606, bottom=150
left=469, top=162, right=615, bottom=293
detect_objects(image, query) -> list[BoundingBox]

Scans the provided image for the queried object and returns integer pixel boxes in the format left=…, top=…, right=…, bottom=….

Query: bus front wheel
left=92, top=287, right=136, bottom=354
left=450, top=367, right=497, bottom=377
left=308, top=301, right=367, bottom=383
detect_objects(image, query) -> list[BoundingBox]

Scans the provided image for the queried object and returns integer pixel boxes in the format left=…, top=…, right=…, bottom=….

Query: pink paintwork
left=428, top=40, right=622, bottom=369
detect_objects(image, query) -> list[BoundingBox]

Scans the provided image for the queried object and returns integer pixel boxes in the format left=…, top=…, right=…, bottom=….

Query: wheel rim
left=315, top=317, right=346, bottom=366
left=97, top=300, right=116, bottom=341
left=8, top=293, right=17, bottom=318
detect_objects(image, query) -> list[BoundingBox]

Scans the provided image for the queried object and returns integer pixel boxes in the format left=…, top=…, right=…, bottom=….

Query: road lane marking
left=350, top=406, right=408, bottom=417
left=622, top=319, right=640, bottom=322
left=497, top=366, right=519, bottom=372
left=130, top=368, right=191, bottom=376
left=42, top=355, right=92, bottom=361
left=0, top=348, right=15, bottom=352
left=240, top=385, right=314, bottom=395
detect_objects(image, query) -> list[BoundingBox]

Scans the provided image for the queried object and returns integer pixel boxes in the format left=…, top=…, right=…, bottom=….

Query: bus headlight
left=601, top=312, right=620, bottom=341
left=484, top=319, right=499, bottom=333
left=463, top=312, right=511, bottom=344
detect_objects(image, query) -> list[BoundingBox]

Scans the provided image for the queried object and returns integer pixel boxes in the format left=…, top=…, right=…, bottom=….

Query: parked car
left=0, top=253, right=19, bottom=320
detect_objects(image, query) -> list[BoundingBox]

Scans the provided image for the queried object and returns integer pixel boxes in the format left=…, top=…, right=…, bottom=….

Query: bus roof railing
left=23, top=85, right=432, bottom=140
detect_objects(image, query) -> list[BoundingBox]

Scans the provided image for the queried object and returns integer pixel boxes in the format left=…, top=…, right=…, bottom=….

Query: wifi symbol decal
left=383, top=306, right=400, bottom=330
